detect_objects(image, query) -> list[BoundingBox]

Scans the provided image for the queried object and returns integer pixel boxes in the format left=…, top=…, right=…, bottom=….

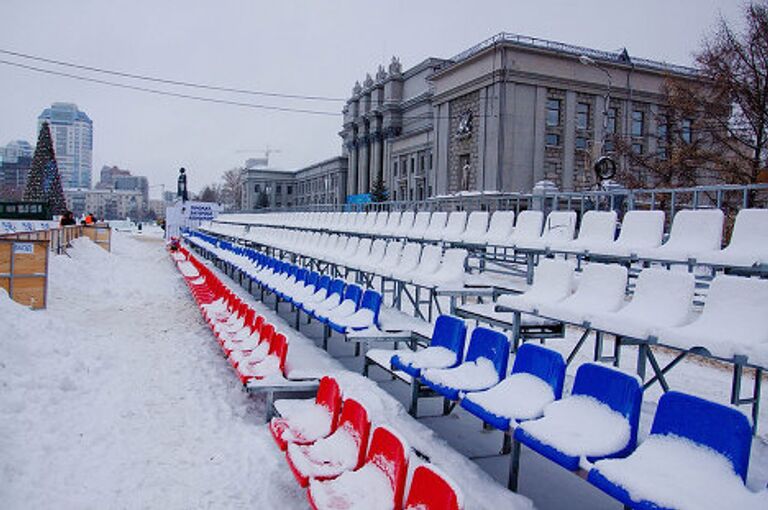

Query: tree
left=221, top=168, right=243, bottom=210
left=23, top=122, right=68, bottom=215
left=198, top=184, right=221, bottom=203
left=369, top=175, right=389, bottom=202
left=256, top=190, right=270, bottom=209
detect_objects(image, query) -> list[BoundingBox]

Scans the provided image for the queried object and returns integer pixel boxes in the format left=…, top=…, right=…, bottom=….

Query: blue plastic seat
left=303, top=278, right=345, bottom=315
left=287, top=271, right=319, bottom=304
left=421, top=327, right=510, bottom=400
left=460, top=343, right=566, bottom=431
left=391, top=315, right=467, bottom=378
left=328, top=289, right=383, bottom=333
left=316, top=283, right=362, bottom=323
left=278, top=267, right=307, bottom=300
left=294, top=274, right=330, bottom=307
left=587, top=391, right=753, bottom=509
left=514, top=363, right=643, bottom=472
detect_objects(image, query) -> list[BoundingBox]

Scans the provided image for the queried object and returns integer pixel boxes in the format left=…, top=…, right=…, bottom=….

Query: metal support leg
left=323, top=324, right=330, bottom=351
left=502, top=431, right=512, bottom=455
left=409, top=380, right=419, bottom=417
left=508, top=438, right=521, bottom=491
left=526, top=253, right=535, bottom=285
left=512, top=311, right=522, bottom=351
left=636, top=341, right=648, bottom=381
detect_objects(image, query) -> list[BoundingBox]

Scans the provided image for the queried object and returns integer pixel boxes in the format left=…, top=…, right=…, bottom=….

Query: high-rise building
left=0, top=140, right=34, bottom=198
left=37, top=103, right=93, bottom=189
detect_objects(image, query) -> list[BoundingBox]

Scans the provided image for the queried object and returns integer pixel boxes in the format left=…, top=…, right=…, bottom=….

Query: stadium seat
left=270, top=376, right=342, bottom=451
left=390, top=314, right=467, bottom=378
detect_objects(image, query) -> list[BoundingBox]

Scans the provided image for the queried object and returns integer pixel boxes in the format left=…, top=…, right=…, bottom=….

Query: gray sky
left=0, top=0, right=745, bottom=197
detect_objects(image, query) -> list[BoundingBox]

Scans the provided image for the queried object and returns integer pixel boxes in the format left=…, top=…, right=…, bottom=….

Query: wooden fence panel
left=0, top=239, right=49, bottom=309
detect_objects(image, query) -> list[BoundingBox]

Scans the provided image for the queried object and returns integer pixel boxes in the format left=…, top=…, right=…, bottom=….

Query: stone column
left=370, top=128, right=382, bottom=188
left=358, top=129, right=370, bottom=194
left=347, top=136, right=358, bottom=198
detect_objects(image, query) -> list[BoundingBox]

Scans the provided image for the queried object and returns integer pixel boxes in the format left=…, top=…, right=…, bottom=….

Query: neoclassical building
left=340, top=32, right=699, bottom=200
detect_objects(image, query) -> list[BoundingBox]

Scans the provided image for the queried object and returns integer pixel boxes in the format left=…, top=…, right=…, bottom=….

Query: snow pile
left=463, top=373, right=556, bottom=422
left=392, top=346, right=458, bottom=370
left=594, top=435, right=768, bottom=510
left=518, top=395, right=631, bottom=458
left=309, top=462, right=393, bottom=510
left=422, top=358, right=500, bottom=391
left=287, top=424, right=360, bottom=479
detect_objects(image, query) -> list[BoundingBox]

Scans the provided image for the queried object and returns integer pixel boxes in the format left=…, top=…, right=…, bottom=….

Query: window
left=681, top=119, right=693, bottom=144
left=410, top=157, right=415, bottom=173
left=657, top=116, right=669, bottom=140
left=632, top=142, right=644, bottom=154
left=576, top=102, right=590, bottom=130
left=545, top=133, right=561, bottom=146
left=287, top=185, right=293, bottom=195
left=657, top=145, right=669, bottom=160
left=575, top=136, right=587, bottom=150
left=393, top=161, right=398, bottom=176
left=276, top=184, right=282, bottom=194
left=632, top=110, right=644, bottom=137
left=428, top=153, right=433, bottom=169
left=606, top=107, right=619, bottom=134
left=420, top=155, right=425, bottom=171
left=254, top=184, right=261, bottom=192
left=546, top=99, right=561, bottom=127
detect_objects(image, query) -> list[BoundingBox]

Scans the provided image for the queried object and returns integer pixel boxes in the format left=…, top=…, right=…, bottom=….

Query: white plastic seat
left=418, top=211, right=448, bottom=241
left=380, top=211, right=403, bottom=236
left=391, top=211, right=415, bottom=237
left=484, top=211, right=516, bottom=245
left=346, top=238, right=372, bottom=268
left=388, top=243, right=422, bottom=280
left=457, top=211, right=490, bottom=244
left=537, top=263, right=628, bottom=325
left=413, top=248, right=468, bottom=288
left=355, top=239, right=387, bottom=271
left=589, top=210, right=665, bottom=257
left=520, top=210, right=577, bottom=250
left=507, top=210, right=544, bottom=248
left=402, top=245, right=443, bottom=282
left=371, top=241, right=403, bottom=275
left=551, top=211, right=617, bottom=253
left=657, top=275, right=768, bottom=365
left=439, top=211, right=468, bottom=242
left=638, top=209, right=724, bottom=262
left=590, top=268, right=695, bottom=340
left=697, top=209, right=768, bottom=267
left=369, top=211, right=389, bottom=234
left=496, top=259, right=575, bottom=313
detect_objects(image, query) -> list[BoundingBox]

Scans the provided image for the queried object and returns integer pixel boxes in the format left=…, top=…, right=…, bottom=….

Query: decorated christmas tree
left=23, top=121, right=68, bottom=215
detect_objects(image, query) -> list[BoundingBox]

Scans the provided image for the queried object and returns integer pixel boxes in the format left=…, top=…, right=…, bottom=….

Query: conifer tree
left=23, top=122, right=68, bottom=215
left=369, top=175, right=389, bottom=202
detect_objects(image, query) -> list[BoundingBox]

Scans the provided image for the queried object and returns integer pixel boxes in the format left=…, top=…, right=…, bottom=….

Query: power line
left=0, top=59, right=341, bottom=116
left=0, top=48, right=347, bottom=102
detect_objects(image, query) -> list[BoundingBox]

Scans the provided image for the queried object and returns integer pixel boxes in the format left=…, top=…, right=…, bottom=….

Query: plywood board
left=11, top=276, right=46, bottom=309
left=0, top=243, right=10, bottom=273
left=12, top=241, right=47, bottom=274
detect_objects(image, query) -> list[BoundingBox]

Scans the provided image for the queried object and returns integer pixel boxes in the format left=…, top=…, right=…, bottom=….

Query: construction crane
left=236, top=147, right=281, bottom=166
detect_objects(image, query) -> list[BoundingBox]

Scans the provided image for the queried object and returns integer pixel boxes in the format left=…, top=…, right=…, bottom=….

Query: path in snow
left=0, top=232, right=306, bottom=509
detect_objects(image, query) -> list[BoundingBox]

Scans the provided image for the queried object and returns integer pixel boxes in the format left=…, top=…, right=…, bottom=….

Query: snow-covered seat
left=269, top=376, right=342, bottom=451
left=514, top=363, right=642, bottom=473
left=390, top=211, right=415, bottom=237
left=366, top=241, right=402, bottom=275
left=284, top=271, right=319, bottom=305
left=697, top=208, right=768, bottom=267
left=369, top=211, right=390, bottom=235
left=387, top=243, right=422, bottom=280
left=234, top=331, right=288, bottom=384
left=496, top=259, right=575, bottom=313
left=222, top=315, right=265, bottom=357
left=331, top=237, right=360, bottom=264
left=456, top=211, right=489, bottom=244
left=588, top=391, right=765, bottom=510
left=438, top=211, right=468, bottom=242
left=379, top=211, right=402, bottom=236
left=657, top=275, right=768, bottom=366
left=328, top=289, right=382, bottom=334
left=516, top=211, right=576, bottom=251
left=345, top=238, right=373, bottom=269
left=314, top=284, right=362, bottom=323
left=536, top=263, right=628, bottom=325
left=411, top=248, right=467, bottom=288
left=301, top=278, right=345, bottom=316
left=293, top=275, right=331, bottom=309
left=421, top=327, right=510, bottom=400
left=403, top=464, right=464, bottom=510
left=418, top=211, right=448, bottom=241
left=404, top=211, right=432, bottom=239
left=353, top=239, right=387, bottom=271
left=286, top=398, right=371, bottom=487
left=399, top=244, right=442, bottom=283
left=589, top=268, right=695, bottom=340
left=550, top=210, right=617, bottom=253
left=389, top=315, right=467, bottom=378
left=228, top=322, right=275, bottom=368
left=505, top=210, right=543, bottom=248
left=460, top=343, right=566, bottom=431
left=588, top=210, right=665, bottom=257
left=638, top=208, right=724, bottom=262
left=308, top=426, right=409, bottom=510
left=484, top=211, right=516, bottom=246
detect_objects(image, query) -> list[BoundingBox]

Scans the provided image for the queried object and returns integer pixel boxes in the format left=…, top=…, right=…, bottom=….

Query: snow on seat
left=270, top=376, right=342, bottom=451
left=328, top=289, right=382, bottom=334
left=589, top=268, right=695, bottom=340
left=588, top=391, right=766, bottom=510
left=228, top=322, right=275, bottom=368
left=177, top=260, right=200, bottom=278
left=419, top=211, right=448, bottom=241
left=302, top=279, right=345, bottom=316
left=294, top=275, right=331, bottom=309
left=516, top=211, right=576, bottom=251
left=405, top=211, right=432, bottom=240
left=368, top=212, right=389, bottom=235
left=421, top=327, right=510, bottom=400
left=496, top=259, right=575, bottom=313
left=483, top=210, right=516, bottom=246
left=656, top=275, right=768, bottom=366
left=235, top=331, right=289, bottom=384
left=286, top=398, right=371, bottom=487
left=316, top=284, right=362, bottom=324
left=461, top=343, right=565, bottom=431
left=588, top=210, right=665, bottom=257
left=345, top=238, right=373, bottom=269
left=697, top=208, right=768, bottom=267
left=390, top=315, right=467, bottom=378
left=550, top=210, right=617, bottom=253
left=353, top=239, right=387, bottom=272
left=331, top=237, right=360, bottom=265
left=638, top=208, right=724, bottom=262
left=536, top=262, right=628, bottom=325
left=388, top=243, right=422, bottom=280
left=505, top=210, right=544, bottom=248
left=308, top=425, right=409, bottom=510
left=222, top=315, right=265, bottom=356
left=401, top=245, right=442, bottom=283
left=454, top=211, right=489, bottom=245
left=390, top=211, right=416, bottom=237
left=285, top=271, right=319, bottom=305
left=369, top=241, right=403, bottom=276
left=438, top=211, right=468, bottom=242
left=514, top=363, right=642, bottom=472
left=171, top=251, right=187, bottom=262
left=411, top=249, right=468, bottom=289
left=403, top=464, right=464, bottom=510
left=379, top=211, right=402, bottom=236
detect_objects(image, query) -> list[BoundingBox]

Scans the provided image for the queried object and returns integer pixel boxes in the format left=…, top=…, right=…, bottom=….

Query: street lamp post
left=579, top=55, right=618, bottom=183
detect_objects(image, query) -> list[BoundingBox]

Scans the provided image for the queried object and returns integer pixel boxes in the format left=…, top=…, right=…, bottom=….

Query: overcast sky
left=0, top=0, right=745, bottom=197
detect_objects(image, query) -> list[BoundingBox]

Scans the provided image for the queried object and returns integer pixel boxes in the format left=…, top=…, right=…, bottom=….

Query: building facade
left=38, top=103, right=93, bottom=189
left=340, top=33, right=699, bottom=198
left=0, top=140, right=34, bottom=198
left=64, top=188, right=145, bottom=219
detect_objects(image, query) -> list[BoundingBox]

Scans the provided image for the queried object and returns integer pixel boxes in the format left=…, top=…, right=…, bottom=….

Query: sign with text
left=13, top=242, right=34, bottom=254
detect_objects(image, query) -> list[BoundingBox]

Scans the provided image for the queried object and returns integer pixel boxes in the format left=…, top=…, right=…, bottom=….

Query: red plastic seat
left=404, top=464, right=463, bottom=510
left=286, top=397, right=371, bottom=487
left=222, top=314, right=264, bottom=357
left=230, top=322, right=274, bottom=369
left=270, top=376, right=343, bottom=451
left=308, top=426, right=409, bottom=510
left=236, top=331, right=287, bottom=384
